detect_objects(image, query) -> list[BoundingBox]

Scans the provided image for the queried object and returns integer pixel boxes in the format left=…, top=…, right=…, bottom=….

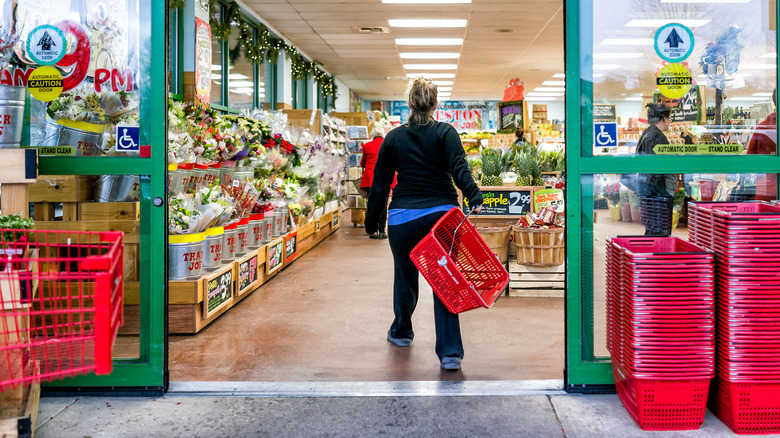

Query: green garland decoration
left=169, top=0, right=185, bottom=10
left=209, top=0, right=239, bottom=41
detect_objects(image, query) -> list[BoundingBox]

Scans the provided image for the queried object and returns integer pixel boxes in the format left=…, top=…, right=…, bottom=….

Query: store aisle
left=169, top=216, right=565, bottom=382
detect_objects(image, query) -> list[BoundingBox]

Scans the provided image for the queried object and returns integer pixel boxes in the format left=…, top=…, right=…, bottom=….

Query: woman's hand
left=472, top=205, right=482, bottom=214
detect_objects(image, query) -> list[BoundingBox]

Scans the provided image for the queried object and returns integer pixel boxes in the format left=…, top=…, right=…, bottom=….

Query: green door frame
left=564, top=0, right=780, bottom=391
left=39, top=0, right=168, bottom=393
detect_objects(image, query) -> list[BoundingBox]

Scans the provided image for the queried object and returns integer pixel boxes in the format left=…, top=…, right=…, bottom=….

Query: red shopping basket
left=0, top=229, right=123, bottom=390
left=410, top=207, right=509, bottom=314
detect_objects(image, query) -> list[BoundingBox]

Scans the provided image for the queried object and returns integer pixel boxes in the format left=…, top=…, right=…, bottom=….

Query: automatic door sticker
left=655, top=23, right=694, bottom=63
left=26, top=25, right=66, bottom=66
left=28, top=66, right=63, bottom=102
left=657, top=63, right=692, bottom=99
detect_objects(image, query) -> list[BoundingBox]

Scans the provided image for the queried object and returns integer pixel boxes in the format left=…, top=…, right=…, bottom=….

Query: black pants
left=388, top=210, right=463, bottom=360
left=364, top=187, right=388, bottom=233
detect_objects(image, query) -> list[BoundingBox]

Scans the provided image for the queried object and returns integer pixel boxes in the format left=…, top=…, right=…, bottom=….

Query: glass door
left=565, top=0, right=780, bottom=390
left=8, top=0, right=167, bottom=390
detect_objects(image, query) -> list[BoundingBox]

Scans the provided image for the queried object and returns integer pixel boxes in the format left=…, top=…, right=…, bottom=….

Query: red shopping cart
left=410, top=207, right=509, bottom=314
left=0, top=228, right=123, bottom=390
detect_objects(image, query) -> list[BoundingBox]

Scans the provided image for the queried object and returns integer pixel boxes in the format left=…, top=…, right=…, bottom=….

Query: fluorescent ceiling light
left=229, top=80, right=254, bottom=87
left=553, top=73, right=566, bottom=78
left=753, top=92, right=774, bottom=97
left=625, top=19, right=711, bottom=27
left=739, top=64, right=776, bottom=70
left=760, top=52, right=777, bottom=58
left=543, top=80, right=566, bottom=86
left=439, top=92, right=452, bottom=96
left=404, top=63, right=458, bottom=70
left=730, top=97, right=770, bottom=101
left=231, top=87, right=255, bottom=93
left=389, top=19, right=467, bottom=28
left=228, top=73, right=249, bottom=80
left=439, top=97, right=451, bottom=101
left=396, top=38, right=464, bottom=46
left=534, top=87, right=565, bottom=92
left=660, top=0, right=751, bottom=3
left=433, top=80, right=454, bottom=86
left=593, top=64, right=621, bottom=70
left=211, top=65, right=222, bottom=71
left=212, top=80, right=221, bottom=85
left=625, top=97, right=644, bottom=101
left=406, top=72, right=456, bottom=78
left=383, top=0, right=471, bottom=3
left=438, top=87, right=452, bottom=91
left=400, top=52, right=460, bottom=59
left=600, top=38, right=654, bottom=46
left=525, top=97, right=558, bottom=101
left=592, top=74, right=604, bottom=78
left=527, top=92, right=565, bottom=97
left=593, top=52, right=643, bottom=59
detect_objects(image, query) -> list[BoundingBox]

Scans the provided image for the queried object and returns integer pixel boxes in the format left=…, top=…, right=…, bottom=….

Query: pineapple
left=529, top=158, right=544, bottom=186
left=480, top=149, right=503, bottom=186
left=514, top=152, right=533, bottom=186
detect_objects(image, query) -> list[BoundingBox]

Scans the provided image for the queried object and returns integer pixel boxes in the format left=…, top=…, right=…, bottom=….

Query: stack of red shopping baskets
left=690, top=201, right=780, bottom=434
left=606, top=236, right=716, bottom=431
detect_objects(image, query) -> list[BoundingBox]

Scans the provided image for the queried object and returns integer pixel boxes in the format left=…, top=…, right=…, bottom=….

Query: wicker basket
left=476, top=224, right=512, bottom=264
left=512, top=226, right=564, bottom=266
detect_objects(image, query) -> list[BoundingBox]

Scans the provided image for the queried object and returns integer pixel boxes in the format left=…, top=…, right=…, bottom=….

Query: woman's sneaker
left=387, top=330, right=412, bottom=347
left=440, top=356, right=462, bottom=371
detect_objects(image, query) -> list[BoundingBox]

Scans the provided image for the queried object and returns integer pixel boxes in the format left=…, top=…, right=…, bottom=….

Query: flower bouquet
left=605, top=182, right=622, bottom=221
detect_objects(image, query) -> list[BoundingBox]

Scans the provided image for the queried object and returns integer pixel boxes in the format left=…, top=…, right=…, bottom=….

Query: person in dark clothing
left=364, top=76, right=483, bottom=372
left=746, top=89, right=777, bottom=201
left=360, top=127, right=390, bottom=238
left=636, top=103, right=675, bottom=236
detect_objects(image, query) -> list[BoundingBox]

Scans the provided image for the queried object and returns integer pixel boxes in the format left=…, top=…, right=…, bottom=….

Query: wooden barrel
left=476, top=224, right=512, bottom=264
left=512, top=226, right=564, bottom=267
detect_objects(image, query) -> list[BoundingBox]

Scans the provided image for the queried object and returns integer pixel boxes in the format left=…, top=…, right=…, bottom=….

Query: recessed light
left=543, top=80, right=566, bottom=86
left=438, top=87, right=452, bottom=91
left=527, top=92, right=564, bottom=97
left=433, top=81, right=454, bottom=86
left=404, top=63, right=458, bottom=70
left=406, top=73, right=457, bottom=79
left=593, top=64, right=621, bottom=70
left=383, top=0, right=471, bottom=3
left=593, top=53, right=643, bottom=59
left=389, top=19, right=467, bottom=28
left=534, top=87, right=565, bottom=92
left=600, top=38, right=654, bottom=46
left=552, top=73, right=566, bottom=78
left=395, top=38, right=464, bottom=46
left=625, top=19, right=711, bottom=27
left=400, top=52, right=460, bottom=59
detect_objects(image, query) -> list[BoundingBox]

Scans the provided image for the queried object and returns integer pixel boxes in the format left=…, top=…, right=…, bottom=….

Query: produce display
left=480, top=149, right=503, bottom=186
left=514, top=207, right=563, bottom=229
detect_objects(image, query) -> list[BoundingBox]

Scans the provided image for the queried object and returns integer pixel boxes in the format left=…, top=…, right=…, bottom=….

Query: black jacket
left=364, top=121, right=482, bottom=234
left=635, top=124, right=675, bottom=197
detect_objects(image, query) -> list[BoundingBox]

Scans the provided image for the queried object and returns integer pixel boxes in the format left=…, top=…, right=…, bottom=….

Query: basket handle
left=448, top=207, right=480, bottom=257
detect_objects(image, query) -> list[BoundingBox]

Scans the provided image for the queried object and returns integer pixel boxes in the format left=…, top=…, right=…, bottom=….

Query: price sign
left=204, top=268, right=233, bottom=319
left=285, top=232, right=298, bottom=263
left=237, top=254, right=258, bottom=295
left=266, top=238, right=284, bottom=275
left=464, top=188, right=534, bottom=216
left=497, top=100, right=524, bottom=134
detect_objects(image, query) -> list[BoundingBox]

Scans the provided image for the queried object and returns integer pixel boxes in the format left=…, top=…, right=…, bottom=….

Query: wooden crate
left=507, top=262, right=564, bottom=297
left=331, top=112, right=371, bottom=129
left=79, top=202, right=140, bottom=221
left=27, top=175, right=94, bottom=203
left=282, top=109, right=321, bottom=134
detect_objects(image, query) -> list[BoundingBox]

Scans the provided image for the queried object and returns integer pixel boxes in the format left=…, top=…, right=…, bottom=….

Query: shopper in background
left=365, top=76, right=483, bottom=372
left=360, top=126, right=389, bottom=239
left=636, top=103, right=676, bottom=236
left=747, top=89, right=777, bottom=201
left=513, top=126, right=527, bottom=146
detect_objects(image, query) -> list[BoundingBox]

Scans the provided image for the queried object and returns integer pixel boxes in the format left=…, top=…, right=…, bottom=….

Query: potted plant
left=0, top=214, right=33, bottom=256
left=605, top=182, right=622, bottom=221
left=0, top=25, right=24, bottom=149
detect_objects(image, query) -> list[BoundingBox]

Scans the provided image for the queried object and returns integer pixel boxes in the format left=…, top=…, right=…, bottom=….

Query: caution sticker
left=26, top=25, right=66, bottom=66
left=27, top=66, right=63, bottom=102
left=656, top=63, right=692, bottom=99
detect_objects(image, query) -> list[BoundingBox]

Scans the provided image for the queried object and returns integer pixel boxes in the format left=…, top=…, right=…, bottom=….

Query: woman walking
left=364, top=77, right=483, bottom=371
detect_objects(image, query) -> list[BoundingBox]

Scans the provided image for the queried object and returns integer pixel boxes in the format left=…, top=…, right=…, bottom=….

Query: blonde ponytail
left=406, top=77, right=437, bottom=126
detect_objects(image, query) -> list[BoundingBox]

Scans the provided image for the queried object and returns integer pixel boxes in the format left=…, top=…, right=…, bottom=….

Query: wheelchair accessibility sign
left=116, top=125, right=140, bottom=153
left=594, top=122, right=618, bottom=148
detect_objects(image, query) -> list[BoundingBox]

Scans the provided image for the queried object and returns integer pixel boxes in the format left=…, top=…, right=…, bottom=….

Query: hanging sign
left=497, top=100, right=525, bottom=134
left=656, top=63, right=692, bottom=99
left=204, top=268, right=233, bottom=319
left=194, top=17, right=212, bottom=105
left=463, top=188, right=534, bottom=216
left=655, top=23, right=694, bottom=62
left=652, top=144, right=743, bottom=155
left=27, top=66, right=63, bottom=102
left=26, top=25, right=66, bottom=66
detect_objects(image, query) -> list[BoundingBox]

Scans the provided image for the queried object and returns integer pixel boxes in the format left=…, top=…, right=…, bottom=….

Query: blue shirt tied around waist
left=387, top=205, right=455, bottom=226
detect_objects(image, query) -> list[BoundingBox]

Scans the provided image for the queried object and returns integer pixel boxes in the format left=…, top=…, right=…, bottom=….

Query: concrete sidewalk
left=36, top=393, right=767, bottom=437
